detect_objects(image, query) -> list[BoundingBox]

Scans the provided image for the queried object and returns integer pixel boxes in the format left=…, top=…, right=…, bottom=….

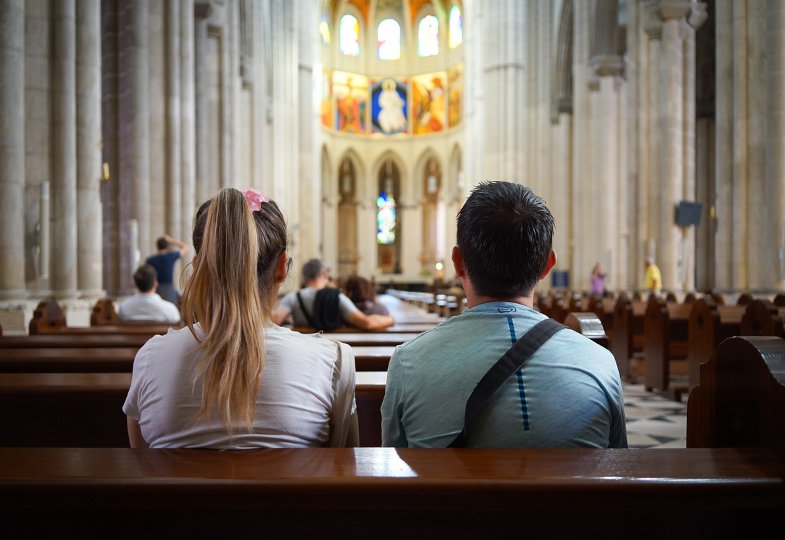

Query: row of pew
left=1, top=291, right=784, bottom=534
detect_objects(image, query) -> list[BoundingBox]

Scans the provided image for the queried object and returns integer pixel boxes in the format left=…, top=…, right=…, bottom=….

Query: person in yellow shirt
left=644, top=257, right=662, bottom=293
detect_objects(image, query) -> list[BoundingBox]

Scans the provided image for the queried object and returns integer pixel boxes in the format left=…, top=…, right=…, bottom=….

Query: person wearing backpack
left=273, top=259, right=394, bottom=331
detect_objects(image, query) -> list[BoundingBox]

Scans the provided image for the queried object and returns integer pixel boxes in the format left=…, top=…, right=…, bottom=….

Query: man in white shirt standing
left=119, top=265, right=182, bottom=324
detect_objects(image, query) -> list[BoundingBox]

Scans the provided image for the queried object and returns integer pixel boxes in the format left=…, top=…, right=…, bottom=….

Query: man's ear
left=452, top=246, right=466, bottom=277
left=274, top=251, right=289, bottom=284
left=540, top=250, right=557, bottom=280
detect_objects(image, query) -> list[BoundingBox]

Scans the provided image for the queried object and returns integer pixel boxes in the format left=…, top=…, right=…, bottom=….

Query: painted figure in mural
left=337, top=78, right=363, bottom=133
left=413, top=74, right=446, bottom=133
left=377, top=79, right=407, bottom=133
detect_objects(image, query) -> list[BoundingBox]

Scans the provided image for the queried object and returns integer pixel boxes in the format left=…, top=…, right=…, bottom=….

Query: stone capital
left=590, top=54, right=625, bottom=78
left=658, top=1, right=692, bottom=21
left=687, top=3, right=708, bottom=30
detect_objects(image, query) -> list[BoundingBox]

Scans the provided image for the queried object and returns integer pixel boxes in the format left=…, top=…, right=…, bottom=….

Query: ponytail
left=181, top=188, right=267, bottom=430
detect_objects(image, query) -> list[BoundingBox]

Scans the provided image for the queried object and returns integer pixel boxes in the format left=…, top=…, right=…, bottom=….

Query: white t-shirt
left=123, top=324, right=356, bottom=448
left=118, top=293, right=181, bottom=324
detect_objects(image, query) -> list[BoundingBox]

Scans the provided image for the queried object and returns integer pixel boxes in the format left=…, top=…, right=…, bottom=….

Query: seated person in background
left=381, top=181, right=627, bottom=448
left=343, top=275, right=390, bottom=316
left=273, top=259, right=394, bottom=331
left=124, top=188, right=358, bottom=449
left=118, top=264, right=182, bottom=324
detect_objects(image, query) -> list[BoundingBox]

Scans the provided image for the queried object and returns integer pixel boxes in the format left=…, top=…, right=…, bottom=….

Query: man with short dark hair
left=145, top=234, right=189, bottom=305
left=118, top=265, right=182, bottom=324
left=273, top=258, right=394, bottom=331
left=381, top=181, right=627, bottom=448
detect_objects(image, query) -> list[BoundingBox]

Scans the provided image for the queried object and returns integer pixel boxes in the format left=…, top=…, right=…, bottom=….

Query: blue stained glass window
left=340, top=14, right=360, bottom=56
left=418, top=15, right=439, bottom=57
left=449, top=6, right=462, bottom=48
left=377, top=18, right=401, bottom=60
left=377, top=192, right=397, bottom=244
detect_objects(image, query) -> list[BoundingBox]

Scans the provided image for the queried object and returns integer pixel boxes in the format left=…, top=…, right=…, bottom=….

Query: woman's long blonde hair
left=181, top=188, right=287, bottom=430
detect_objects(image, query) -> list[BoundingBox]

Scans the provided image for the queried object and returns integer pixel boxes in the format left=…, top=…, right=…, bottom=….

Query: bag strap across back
left=296, top=292, right=316, bottom=328
left=448, top=318, right=567, bottom=448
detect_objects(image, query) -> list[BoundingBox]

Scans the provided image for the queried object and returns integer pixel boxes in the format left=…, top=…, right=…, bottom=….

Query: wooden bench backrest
left=688, top=335, right=785, bottom=463
left=741, top=299, right=785, bottom=338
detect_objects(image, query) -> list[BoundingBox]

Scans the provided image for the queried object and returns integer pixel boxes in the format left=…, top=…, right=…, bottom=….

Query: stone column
left=768, top=0, right=785, bottom=289
left=131, top=0, right=150, bottom=260
left=76, top=0, right=103, bottom=299
left=656, top=2, right=690, bottom=292
left=194, top=3, right=210, bottom=204
left=165, top=0, right=181, bottom=241
left=0, top=0, right=26, bottom=300
left=52, top=0, right=78, bottom=299
left=180, top=0, right=196, bottom=240
left=713, top=1, right=733, bottom=289
left=482, top=0, right=526, bottom=179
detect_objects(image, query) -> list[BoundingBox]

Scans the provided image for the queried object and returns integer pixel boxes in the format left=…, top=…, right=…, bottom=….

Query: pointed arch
left=551, top=0, right=573, bottom=121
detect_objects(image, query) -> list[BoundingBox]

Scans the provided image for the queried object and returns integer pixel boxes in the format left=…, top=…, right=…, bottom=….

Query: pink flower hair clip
left=242, top=189, right=270, bottom=212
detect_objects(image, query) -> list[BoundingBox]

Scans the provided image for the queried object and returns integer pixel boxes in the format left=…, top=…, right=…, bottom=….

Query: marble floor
left=623, top=383, right=687, bottom=448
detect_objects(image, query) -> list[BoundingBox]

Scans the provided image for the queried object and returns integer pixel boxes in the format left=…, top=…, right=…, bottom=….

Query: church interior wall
left=1, top=0, right=785, bottom=333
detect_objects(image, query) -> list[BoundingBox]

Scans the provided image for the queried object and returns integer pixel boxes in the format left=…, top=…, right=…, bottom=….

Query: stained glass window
left=418, top=15, right=439, bottom=57
left=340, top=14, right=360, bottom=57
left=449, top=6, right=462, bottom=48
left=377, top=191, right=397, bottom=244
left=377, top=18, right=401, bottom=60
left=319, top=11, right=331, bottom=46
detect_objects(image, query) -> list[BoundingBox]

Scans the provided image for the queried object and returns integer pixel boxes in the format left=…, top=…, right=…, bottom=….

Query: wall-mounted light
left=102, top=162, right=110, bottom=181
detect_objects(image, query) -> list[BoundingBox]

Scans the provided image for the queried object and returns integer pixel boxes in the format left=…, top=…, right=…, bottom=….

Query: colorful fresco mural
left=333, top=71, right=368, bottom=133
left=448, top=64, right=463, bottom=128
left=411, top=72, right=446, bottom=134
left=321, top=68, right=333, bottom=128
left=371, top=78, right=408, bottom=135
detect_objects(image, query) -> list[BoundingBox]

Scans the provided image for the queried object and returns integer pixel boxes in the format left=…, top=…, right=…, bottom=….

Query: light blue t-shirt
left=381, top=302, right=627, bottom=448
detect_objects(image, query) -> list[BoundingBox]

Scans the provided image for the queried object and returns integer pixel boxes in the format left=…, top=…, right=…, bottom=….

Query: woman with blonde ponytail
left=124, top=188, right=358, bottom=448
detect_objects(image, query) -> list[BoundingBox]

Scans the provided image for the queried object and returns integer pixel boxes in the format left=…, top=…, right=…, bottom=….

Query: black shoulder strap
left=296, top=291, right=316, bottom=328
left=448, top=318, right=566, bottom=448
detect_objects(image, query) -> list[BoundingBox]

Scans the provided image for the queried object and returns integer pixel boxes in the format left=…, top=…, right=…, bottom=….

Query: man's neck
left=465, top=294, right=534, bottom=310
left=305, top=279, right=327, bottom=290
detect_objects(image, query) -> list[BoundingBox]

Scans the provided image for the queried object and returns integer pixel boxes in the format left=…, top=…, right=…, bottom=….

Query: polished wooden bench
left=0, top=347, right=138, bottom=373
left=688, top=335, right=785, bottom=463
left=610, top=292, right=646, bottom=381
left=687, top=298, right=744, bottom=390
left=0, top=371, right=389, bottom=448
left=0, top=446, right=782, bottom=536
left=643, top=295, right=692, bottom=400
left=28, top=298, right=181, bottom=335
left=741, top=299, right=785, bottom=338
left=0, top=334, right=154, bottom=348
left=564, top=312, right=609, bottom=348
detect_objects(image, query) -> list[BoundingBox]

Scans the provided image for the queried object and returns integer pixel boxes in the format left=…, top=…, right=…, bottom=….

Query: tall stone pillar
left=482, top=0, right=526, bottom=179
left=76, top=0, right=103, bottom=299
left=130, top=0, right=150, bottom=260
left=52, top=0, right=78, bottom=299
left=713, top=1, right=733, bottom=289
left=194, top=3, right=210, bottom=205
left=656, top=2, right=690, bottom=292
left=165, top=0, right=182, bottom=241
left=180, top=0, right=196, bottom=240
left=0, top=0, right=26, bottom=300
left=768, top=0, right=785, bottom=290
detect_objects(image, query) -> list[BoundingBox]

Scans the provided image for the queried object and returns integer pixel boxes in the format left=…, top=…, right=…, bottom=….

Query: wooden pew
left=687, top=335, right=785, bottom=464
left=740, top=299, right=785, bottom=338
left=643, top=295, right=692, bottom=400
left=0, top=372, right=131, bottom=447
left=0, top=347, right=138, bottom=373
left=0, top=370, right=389, bottom=448
left=0, top=334, right=154, bottom=348
left=609, top=292, right=646, bottom=382
left=564, top=312, right=609, bottom=349
left=686, top=298, right=744, bottom=390
left=29, top=298, right=180, bottom=335
left=0, top=447, right=782, bottom=537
